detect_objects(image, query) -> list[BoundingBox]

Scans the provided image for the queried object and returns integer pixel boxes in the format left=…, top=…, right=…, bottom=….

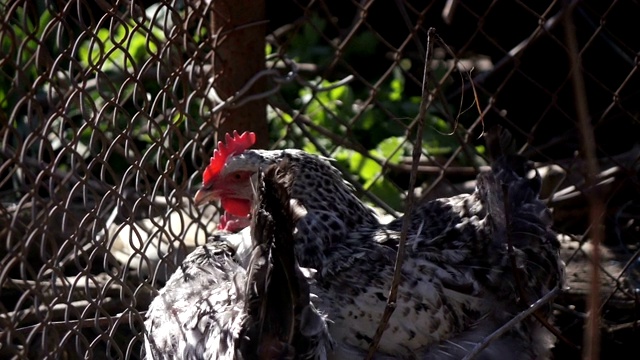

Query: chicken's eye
left=229, top=171, right=249, bottom=181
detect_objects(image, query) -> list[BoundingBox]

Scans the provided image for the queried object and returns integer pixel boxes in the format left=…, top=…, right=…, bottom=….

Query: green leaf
left=333, top=146, right=403, bottom=211
left=388, top=67, right=406, bottom=102
left=335, top=148, right=380, bottom=182
left=80, top=19, right=165, bottom=72
left=37, top=9, right=53, bottom=37
left=172, top=111, right=186, bottom=126
left=360, top=157, right=382, bottom=182
left=0, top=88, right=6, bottom=109
left=302, top=142, right=318, bottom=154
left=373, top=136, right=405, bottom=164
left=280, top=112, right=293, bottom=124
left=366, top=177, right=403, bottom=210
left=389, top=78, right=403, bottom=101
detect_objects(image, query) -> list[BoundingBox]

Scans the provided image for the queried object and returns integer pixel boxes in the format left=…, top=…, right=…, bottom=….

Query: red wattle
left=221, top=197, right=251, bottom=217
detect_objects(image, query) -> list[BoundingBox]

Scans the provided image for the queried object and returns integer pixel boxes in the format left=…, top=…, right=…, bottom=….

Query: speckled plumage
left=221, top=146, right=562, bottom=357
left=146, top=130, right=564, bottom=359
left=220, top=149, right=380, bottom=271
left=144, top=164, right=333, bottom=360
left=307, top=154, right=563, bottom=359
left=144, top=234, right=248, bottom=360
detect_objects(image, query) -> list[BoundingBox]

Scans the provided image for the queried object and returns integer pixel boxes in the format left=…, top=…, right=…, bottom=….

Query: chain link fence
left=1, top=0, right=638, bottom=359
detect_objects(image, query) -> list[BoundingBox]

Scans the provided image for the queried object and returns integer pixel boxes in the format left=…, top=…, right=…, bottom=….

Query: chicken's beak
left=194, top=188, right=220, bottom=206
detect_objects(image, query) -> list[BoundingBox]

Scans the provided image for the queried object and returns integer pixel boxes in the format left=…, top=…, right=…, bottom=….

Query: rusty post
left=210, top=0, right=269, bottom=148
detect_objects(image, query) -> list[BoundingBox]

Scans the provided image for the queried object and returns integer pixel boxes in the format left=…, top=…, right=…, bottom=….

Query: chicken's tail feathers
left=477, top=135, right=564, bottom=308
left=484, top=124, right=517, bottom=161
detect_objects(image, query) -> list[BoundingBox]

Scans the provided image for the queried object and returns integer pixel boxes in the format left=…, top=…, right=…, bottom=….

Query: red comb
left=203, top=131, right=256, bottom=185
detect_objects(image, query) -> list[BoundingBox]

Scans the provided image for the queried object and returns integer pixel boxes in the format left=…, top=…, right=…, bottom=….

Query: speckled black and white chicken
left=190, top=129, right=564, bottom=359
left=144, top=163, right=332, bottom=359
left=147, top=128, right=564, bottom=359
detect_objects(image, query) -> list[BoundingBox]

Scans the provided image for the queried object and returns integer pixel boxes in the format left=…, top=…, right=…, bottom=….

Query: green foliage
left=298, top=78, right=354, bottom=136
left=271, top=63, right=462, bottom=210
left=1, top=3, right=470, bottom=210
left=268, top=15, right=474, bottom=211
left=0, top=6, right=53, bottom=110
left=79, top=20, right=165, bottom=72
left=334, top=136, right=406, bottom=209
left=288, top=14, right=333, bottom=66
left=0, top=3, right=192, bottom=190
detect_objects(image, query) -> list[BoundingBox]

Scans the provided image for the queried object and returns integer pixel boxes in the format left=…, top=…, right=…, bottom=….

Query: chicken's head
left=194, top=131, right=264, bottom=219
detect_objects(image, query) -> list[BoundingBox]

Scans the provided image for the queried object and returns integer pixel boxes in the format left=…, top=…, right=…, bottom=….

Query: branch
left=461, top=286, right=562, bottom=360
left=563, top=1, right=604, bottom=359
left=366, top=27, right=437, bottom=359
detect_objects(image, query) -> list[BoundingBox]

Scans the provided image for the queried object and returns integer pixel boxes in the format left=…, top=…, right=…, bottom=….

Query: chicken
left=194, top=131, right=380, bottom=271
left=143, top=230, right=249, bottom=359
left=192, top=129, right=565, bottom=359
left=143, top=162, right=332, bottom=359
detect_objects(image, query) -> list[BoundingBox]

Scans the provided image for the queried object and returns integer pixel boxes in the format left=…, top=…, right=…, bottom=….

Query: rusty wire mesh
left=1, top=0, right=639, bottom=359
